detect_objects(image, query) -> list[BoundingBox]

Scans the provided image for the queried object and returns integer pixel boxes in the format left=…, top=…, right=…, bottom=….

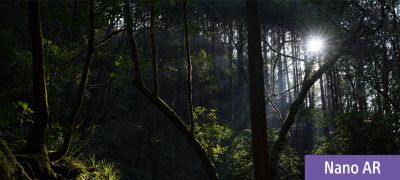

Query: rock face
left=86, top=86, right=207, bottom=180
left=0, top=139, right=31, bottom=180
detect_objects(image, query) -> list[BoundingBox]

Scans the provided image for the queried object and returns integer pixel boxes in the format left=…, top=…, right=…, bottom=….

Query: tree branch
left=123, top=1, right=218, bottom=179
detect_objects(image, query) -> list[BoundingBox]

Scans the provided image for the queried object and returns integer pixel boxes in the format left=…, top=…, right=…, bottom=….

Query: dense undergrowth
left=0, top=134, right=119, bottom=180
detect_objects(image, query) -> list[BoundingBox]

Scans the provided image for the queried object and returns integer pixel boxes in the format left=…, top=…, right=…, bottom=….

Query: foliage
left=214, top=128, right=303, bottom=180
left=1, top=0, right=400, bottom=179
left=193, top=105, right=303, bottom=179
left=12, top=101, right=33, bottom=124
left=269, top=128, right=303, bottom=180
left=313, top=112, right=400, bottom=155
left=194, top=106, right=232, bottom=161
left=310, top=108, right=328, bottom=129
left=222, top=129, right=253, bottom=180
left=277, top=146, right=303, bottom=180
left=0, top=101, right=33, bottom=127
left=192, top=49, right=218, bottom=94
left=0, top=139, right=30, bottom=180
left=111, top=53, right=133, bottom=83
left=312, top=136, right=330, bottom=155
left=0, top=101, right=33, bottom=149
left=62, top=154, right=120, bottom=180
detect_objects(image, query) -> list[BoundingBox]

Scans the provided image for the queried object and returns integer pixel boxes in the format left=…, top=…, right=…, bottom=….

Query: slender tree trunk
left=291, top=32, right=299, bottom=96
left=271, top=29, right=277, bottom=94
left=262, top=27, right=270, bottom=95
left=150, top=0, right=159, bottom=96
left=381, top=35, right=391, bottom=115
left=335, top=67, right=344, bottom=113
left=183, top=0, right=195, bottom=134
left=49, top=0, right=95, bottom=161
left=318, top=61, right=329, bottom=139
left=228, top=22, right=234, bottom=123
left=355, top=59, right=367, bottom=111
left=234, top=23, right=247, bottom=130
left=277, top=33, right=286, bottom=111
left=284, top=44, right=292, bottom=103
left=246, top=0, right=273, bottom=179
left=329, top=66, right=339, bottom=113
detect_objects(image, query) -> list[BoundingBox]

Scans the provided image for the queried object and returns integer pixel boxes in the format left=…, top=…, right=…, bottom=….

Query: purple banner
left=305, top=155, right=400, bottom=180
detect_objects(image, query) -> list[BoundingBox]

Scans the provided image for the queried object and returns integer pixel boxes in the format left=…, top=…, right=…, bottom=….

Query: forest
left=0, top=0, right=399, bottom=179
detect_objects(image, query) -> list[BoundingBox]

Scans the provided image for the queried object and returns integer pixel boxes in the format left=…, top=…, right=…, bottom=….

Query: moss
left=29, top=150, right=56, bottom=179
left=52, top=157, right=86, bottom=179
left=0, top=139, right=31, bottom=180
left=15, top=144, right=57, bottom=179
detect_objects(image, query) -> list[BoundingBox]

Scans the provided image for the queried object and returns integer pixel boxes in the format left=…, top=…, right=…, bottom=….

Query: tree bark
left=25, top=1, right=57, bottom=178
left=318, top=61, right=330, bottom=140
left=284, top=42, right=292, bottom=103
left=246, top=0, right=273, bottom=179
left=381, top=35, right=391, bottom=115
left=182, top=0, right=195, bottom=134
left=233, top=23, right=247, bottom=130
left=150, top=0, right=159, bottom=96
left=277, top=33, right=287, bottom=112
left=26, top=0, right=49, bottom=154
left=228, top=22, right=234, bottom=123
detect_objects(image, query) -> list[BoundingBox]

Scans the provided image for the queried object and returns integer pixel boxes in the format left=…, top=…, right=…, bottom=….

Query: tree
left=246, top=0, right=273, bottom=179
left=183, top=0, right=195, bottom=134
left=23, top=0, right=55, bottom=178
left=150, top=0, right=159, bottom=96
left=123, top=0, right=218, bottom=179
left=49, top=0, right=96, bottom=161
left=26, top=0, right=49, bottom=155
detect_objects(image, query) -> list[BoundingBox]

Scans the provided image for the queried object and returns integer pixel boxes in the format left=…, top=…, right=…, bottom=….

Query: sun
left=307, top=37, right=324, bottom=53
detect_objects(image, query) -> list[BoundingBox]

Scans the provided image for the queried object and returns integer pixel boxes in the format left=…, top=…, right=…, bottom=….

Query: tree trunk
left=183, top=0, right=195, bottom=134
left=26, top=0, right=49, bottom=154
left=381, top=35, right=391, bottom=115
left=150, top=0, right=159, bottom=96
left=318, top=61, right=329, bottom=140
left=277, top=33, right=287, bottom=112
left=228, top=22, right=234, bottom=123
left=291, top=32, right=299, bottom=96
left=233, top=23, right=247, bottom=130
left=25, top=1, right=56, bottom=178
left=246, top=0, right=273, bottom=179
left=49, top=0, right=95, bottom=161
left=355, top=59, right=367, bottom=111
left=284, top=43, right=292, bottom=104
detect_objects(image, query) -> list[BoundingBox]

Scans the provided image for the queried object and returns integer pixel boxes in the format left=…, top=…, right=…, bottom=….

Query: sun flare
left=308, top=38, right=324, bottom=53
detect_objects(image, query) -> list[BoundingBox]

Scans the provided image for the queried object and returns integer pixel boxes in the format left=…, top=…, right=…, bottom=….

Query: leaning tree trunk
left=271, top=26, right=362, bottom=166
left=123, top=1, right=218, bottom=179
left=49, top=0, right=95, bottom=161
left=246, top=0, right=273, bottom=179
